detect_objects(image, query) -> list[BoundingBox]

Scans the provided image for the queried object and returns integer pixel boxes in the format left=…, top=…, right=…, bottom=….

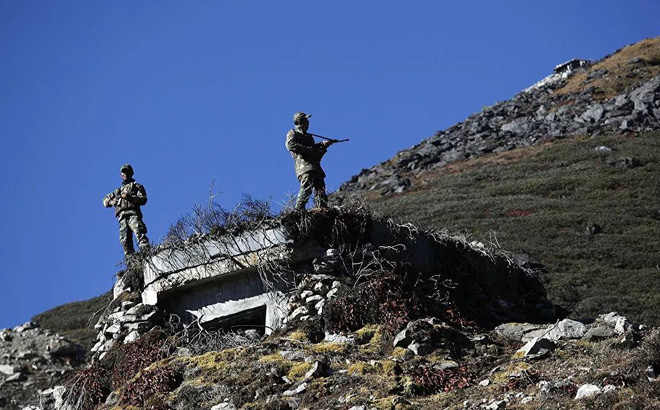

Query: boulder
left=545, top=319, right=586, bottom=341
left=47, top=338, right=78, bottom=358
left=14, top=322, right=37, bottom=333
left=629, top=75, right=660, bottom=112
left=515, top=337, right=555, bottom=358
left=580, top=104, right=605, bottom=123
left=583, top=326, right=616, bottom=340
left=408, top=342, right=433, bottom=356
left=393, top=328, right=412, bottom=348
left=575, top=384, right=601, bottom=400
left=494, top=323, right=544, bottom=342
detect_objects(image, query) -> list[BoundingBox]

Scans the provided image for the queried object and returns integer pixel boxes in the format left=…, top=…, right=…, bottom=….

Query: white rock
left=101, top=339, right=116, bottom=352
left=6, top=371, right=26, bottom=382
left=546, top=319, right=586, bottom=340
left=108, top=311, right=124, bottom=321
left=305, top=295, right=324, bottom=305
left=615, top=317, right=633, bottom=334
left=121, top=300, right=136, bottom=310
left=494, top=322, right=544, bottom=342
left=124, top=330, right=140, bottom=344
left=601, top=312, right=625, bottom=327
left=521, top=397, right=533, bottom=404
left=0, top=364, right=17, bottom=375
left=90, top=341, right=103, bottom=353
left=603, top=384, right=616, bottom=394
left=479, top=379, right=490, bottom=386
left=283, top=382, right=308, bottom=396
left=289, top=306, right=309, bottom=321
left=516, top=337, right=555, bottom=357
left=300, top=290, right=314, bottom=299
left=326, top=288, right=339, bottom=299
left=313, top=282, right=329, bottom=295
left=14, top=322, right=36, bottom=332
left=323, top=332, right=353, bottom=344
left=485, top=399, right=506, bottom=409
left=575, top=384, right=601, bottom=400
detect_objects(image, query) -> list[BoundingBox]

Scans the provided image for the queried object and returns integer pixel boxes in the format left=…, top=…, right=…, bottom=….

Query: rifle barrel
left=310, top=133, right=349, bottom=142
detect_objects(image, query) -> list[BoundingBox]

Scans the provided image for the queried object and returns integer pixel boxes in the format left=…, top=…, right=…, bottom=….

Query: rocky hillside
left=6, top=37, right=660, bottom=410
left=0, top=322, right=84, bottom=409
left=337, top=37, right=660, bottom=197
left=334, top=37, right=660, bottom=326
left=6, top=208, right=660, bottom=410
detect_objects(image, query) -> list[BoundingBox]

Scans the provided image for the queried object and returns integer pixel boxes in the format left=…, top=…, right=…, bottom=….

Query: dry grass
left=555, top=36, right=660, bottom=99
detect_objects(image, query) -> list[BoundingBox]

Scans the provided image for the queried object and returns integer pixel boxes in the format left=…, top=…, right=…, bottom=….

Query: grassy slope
left=365, top=131, right=660, bottom=325
left=555, top=36, right=660, bottom=99
left=32, top=290, right=112, bottom=350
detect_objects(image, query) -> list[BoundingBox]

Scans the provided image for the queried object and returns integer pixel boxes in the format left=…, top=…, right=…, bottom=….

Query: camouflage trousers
left=118, top=214, right=149, bottom=255
left=295, top=171, right=328, bottom=210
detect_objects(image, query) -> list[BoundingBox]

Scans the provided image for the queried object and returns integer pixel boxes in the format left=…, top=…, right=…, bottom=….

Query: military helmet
left=293, top=112, right=312, bottom=124
left=120, top=164, right=134, bottom=176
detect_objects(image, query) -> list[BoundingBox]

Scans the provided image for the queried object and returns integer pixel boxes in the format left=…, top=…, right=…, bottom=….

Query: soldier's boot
left=136, top=233, right=150, bottom=252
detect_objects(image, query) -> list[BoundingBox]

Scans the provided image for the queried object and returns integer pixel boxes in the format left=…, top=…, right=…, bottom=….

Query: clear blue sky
left=1, top=1, right=658, bottom=329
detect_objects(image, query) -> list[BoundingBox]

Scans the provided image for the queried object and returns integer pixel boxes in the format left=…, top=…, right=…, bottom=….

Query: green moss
left=347, top=361, right=369, bottom=375
left=392, top=347, right=411, bottom=359
left=492, top=362, right=532, bottom=385
left=288, top=329, right=309, bottom=341
left=356, top=324, right=381, bottom=344
left=287, top=362, right=313, bottom=381
left=310, top=342, right=349, bottom=354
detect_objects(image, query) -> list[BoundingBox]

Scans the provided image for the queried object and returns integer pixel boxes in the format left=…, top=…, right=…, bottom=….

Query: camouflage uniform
left=285, top=112, right=328, bottom=210
left=103, top=164, right=149, bottom=255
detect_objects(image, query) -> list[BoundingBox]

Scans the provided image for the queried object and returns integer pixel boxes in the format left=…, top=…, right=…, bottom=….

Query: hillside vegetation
left=32, top=291, right=112, bottom=350
left=364, top=130, right=660, bottom=325
left=555, top=37, right=660, bottom=98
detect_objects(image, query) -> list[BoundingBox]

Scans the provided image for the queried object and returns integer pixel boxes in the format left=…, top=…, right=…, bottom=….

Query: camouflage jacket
left=103, top=180, right=148, bottom=218
left=285, top=128, right=326, bottom=179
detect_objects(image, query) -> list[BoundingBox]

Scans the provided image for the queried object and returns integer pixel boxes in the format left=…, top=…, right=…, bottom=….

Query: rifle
left=309, top=133, right=350, bottom=145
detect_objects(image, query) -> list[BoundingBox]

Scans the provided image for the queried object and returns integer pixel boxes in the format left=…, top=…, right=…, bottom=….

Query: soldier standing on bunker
left=103, top=164, right=150, bottom=256
left=286, top=112, right=331, bottom=210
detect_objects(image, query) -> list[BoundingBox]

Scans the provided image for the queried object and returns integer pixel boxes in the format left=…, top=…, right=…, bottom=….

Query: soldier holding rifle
left=103, top=164, right=150, bottom=256
left=285, top=112, right=348, bottom=210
